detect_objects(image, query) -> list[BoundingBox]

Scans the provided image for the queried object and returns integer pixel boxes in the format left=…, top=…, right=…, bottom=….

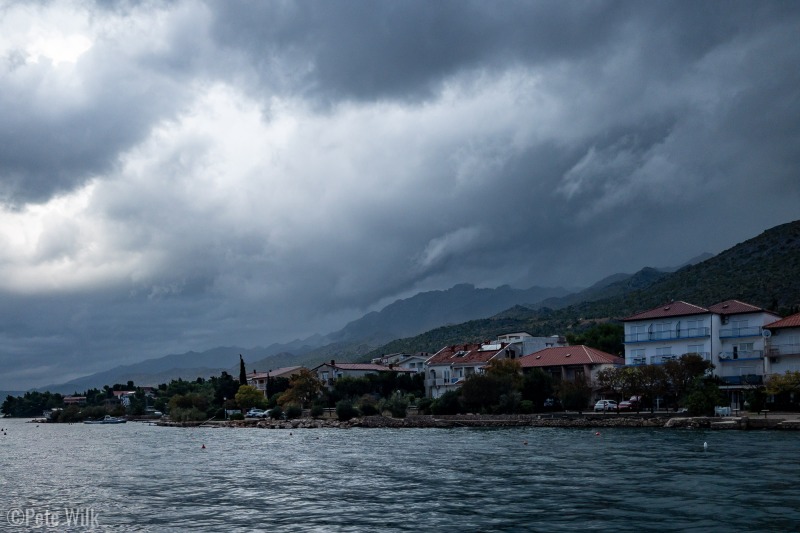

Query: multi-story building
left=518, top=345, right=624, bottom=388
left=424, top=342, right=520, bottom=399
left=764, top=312, right=800, bottom=374
left=247, top=366, right=303, bottom=397
left=622, top=299, right=781, bottom=406
left=495, top=332, right=567, bottom=356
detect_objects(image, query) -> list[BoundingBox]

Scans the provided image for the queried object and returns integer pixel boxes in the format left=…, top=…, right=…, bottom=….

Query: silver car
left=594, top=400, right=618, bottom=412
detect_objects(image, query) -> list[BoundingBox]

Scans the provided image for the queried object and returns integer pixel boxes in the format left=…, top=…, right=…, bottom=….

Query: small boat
left=84, top=415, right=127, bottom=424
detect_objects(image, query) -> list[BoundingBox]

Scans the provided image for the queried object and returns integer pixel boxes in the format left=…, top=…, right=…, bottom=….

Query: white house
left=518, top=345, right=624, bottom=402
left=247, top=366, right=304, bottom=397
left=764, top=312, right=800, bottom=375
left=371, top=352, right=431, bottom=373
left=312, top=360, right=413, bottom=389
left=495, top=332, right=567, bottom=356
left=424, top=342, right=520, bottom=399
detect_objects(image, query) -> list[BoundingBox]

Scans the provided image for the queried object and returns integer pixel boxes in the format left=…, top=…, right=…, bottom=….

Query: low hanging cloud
left=0, top=1, right=798, bottom=390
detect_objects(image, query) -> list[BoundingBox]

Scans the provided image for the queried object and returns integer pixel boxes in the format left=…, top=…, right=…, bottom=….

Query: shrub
left=383, top=391, right=409, bottom=418
left=358, top=394, right=379, bottom=416
left=269, top=405, right=284, bottom=420
left=416, top=397, right=433, bottom=415
left=229, top=412, right=244, bottom=421
left=336, top=400, right=359, bottom=421
left=519, top=400, right=534, bottom=414
left=285, top=403, right=302, bottom=419
left=431, top=390, right=462, bottom=415
left=310, top=404, right=324, bottom=418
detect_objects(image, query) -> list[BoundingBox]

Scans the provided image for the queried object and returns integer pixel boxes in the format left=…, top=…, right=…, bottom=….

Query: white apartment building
left=764, top=312, right=800, bottom=374
left=622, top=300, right=781, bottom=387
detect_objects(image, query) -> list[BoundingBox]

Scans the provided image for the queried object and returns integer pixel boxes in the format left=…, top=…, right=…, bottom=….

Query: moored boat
left=84, top=415, right=127, bottom=424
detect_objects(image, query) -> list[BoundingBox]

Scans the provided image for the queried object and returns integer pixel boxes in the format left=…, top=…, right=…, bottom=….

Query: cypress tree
left=239, top=354, right=247, bottom=386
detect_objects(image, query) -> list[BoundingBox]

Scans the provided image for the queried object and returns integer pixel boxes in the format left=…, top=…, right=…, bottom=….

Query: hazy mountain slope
left=326, top=283, right=570, bottom=344
left=364, top=220, right=800, bottom=359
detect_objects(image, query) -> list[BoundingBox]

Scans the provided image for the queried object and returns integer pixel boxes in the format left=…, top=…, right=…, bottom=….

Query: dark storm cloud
left=0, top=0, right=799, bottom=390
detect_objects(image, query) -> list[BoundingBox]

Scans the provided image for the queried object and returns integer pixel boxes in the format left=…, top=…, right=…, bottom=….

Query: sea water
left=0, top=419, right=798, bottom=532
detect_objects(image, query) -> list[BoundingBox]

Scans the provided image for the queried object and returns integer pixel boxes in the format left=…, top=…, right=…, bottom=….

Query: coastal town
left=5, top=299, right=800, bottom=431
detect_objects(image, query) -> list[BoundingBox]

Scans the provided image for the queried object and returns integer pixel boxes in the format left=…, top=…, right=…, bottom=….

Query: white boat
left=84, top=415, right=127, bottom=424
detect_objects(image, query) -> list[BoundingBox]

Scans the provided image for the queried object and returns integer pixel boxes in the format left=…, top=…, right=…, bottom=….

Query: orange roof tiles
left=622, top=301, right=709, bottom=321
left=519, top=345, right=623, bottom=368
left=707, top=300, right=766, bottom=315
left=426, top=343, right=509, bottom=366
left=766, top=312, right=800, bottom=329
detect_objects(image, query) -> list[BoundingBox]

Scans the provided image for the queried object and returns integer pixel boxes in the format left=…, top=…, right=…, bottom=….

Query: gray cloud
left=0, top=0, right=798, bottom=390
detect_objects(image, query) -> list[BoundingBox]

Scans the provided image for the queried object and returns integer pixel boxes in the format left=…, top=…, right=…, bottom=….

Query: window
left=686, top=344, right=704, bottom=358
left=631, top=349, right=646, bottom=364
left=731, top=318, right=748, bottom=336
left=686, top=319, right=704, bottom=337
left=631, top=325, right=646, bottom=341
left=656, top=346, right=674, bottom=362
left=654, top=323, right=672, bottom=340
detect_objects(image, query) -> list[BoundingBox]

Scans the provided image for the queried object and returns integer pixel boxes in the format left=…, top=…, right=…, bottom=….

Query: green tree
left=766, top=370, right=800, bottom=396
left=638, top=364, right=669, bottom=412
left=663, top=353, right=714, bottom=407
left=235, top=385, right=266, bottom=412
left=239, top=354, right=247, bottom=386
left=566, top=322, right=624, bottom=355
left=430, top=390, right=462, bottom=415
left=684, top=376, right=725, bottom=416
left=520, top=369, right=554, bottom=410
left=381, top=391, right=409, bottom=418
left=557, top=378, right=592, bottom=412
left=279, top=368, right=323, bottom=408
left=335, top=399, right=359, bottom=421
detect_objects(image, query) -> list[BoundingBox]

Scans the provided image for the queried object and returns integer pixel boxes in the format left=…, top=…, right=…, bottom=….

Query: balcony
left=768, top=344, right=800, bottom=357
left=654, top=354, right=678, bottom=364
left=630, top=357, right=647, bottom=366
left=720, top=375, right=763, bottom=386
left=719, top=326, right=763, bottom=338
left=625, top=327, right=710, bottom=343
left=719, top=350, right=764, bottom=361
left=425, top=378, right=445, bottom=388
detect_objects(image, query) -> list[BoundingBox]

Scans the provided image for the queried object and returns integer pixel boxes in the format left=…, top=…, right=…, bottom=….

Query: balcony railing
left=768, top=344, right=800, bottom=357
left=425, top=378, right=445, bottom=388
left=653, top=354, right=678, bottom=364
left=720, top=375, right=763, bottom=385
left=625, top=327, right=710, bottom=343
left=719, top=326, right=762, bottom=338
left=719, top=350, right=764, bottom=361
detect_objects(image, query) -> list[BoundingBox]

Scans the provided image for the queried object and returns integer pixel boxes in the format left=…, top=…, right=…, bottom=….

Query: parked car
left=619, top=397, right=641, bottom=411
left=246, top=409, right=266, bottom=418
left=594, top=400, right=618, bottom=412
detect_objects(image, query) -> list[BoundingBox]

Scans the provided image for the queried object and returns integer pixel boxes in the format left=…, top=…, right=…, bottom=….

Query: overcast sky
left=1, top=1, right=799, bottom=390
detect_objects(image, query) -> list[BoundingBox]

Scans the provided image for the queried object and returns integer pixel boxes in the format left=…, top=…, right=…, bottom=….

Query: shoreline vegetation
left=154, top=412, right=800, bottom=431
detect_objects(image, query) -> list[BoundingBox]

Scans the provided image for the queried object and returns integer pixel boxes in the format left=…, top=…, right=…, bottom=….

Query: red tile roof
left=622, top=301, right=709, bottom=321
left=426, top=343, right=510, bottom=366
left=707, top=300, right=766, bottom=315
left=312, top=362, right=412, bottom=372
left=765, top=312, right=800, bottom=329
left=519, top=346, right=624, bottom=368
left=248, top=366, right=303, bottom=379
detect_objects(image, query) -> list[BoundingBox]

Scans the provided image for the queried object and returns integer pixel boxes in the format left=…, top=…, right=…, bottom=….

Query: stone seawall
left=157, top=413, right=800, bottom=430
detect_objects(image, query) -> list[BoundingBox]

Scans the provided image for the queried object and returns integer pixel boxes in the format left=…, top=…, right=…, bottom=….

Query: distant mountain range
left=37, top=219, right=800, bottom=395
left=364, top=220, right=800, bottom=358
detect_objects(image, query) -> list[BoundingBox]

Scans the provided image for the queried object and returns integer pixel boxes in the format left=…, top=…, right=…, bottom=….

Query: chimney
left=331, top=359, right=336, bottom=366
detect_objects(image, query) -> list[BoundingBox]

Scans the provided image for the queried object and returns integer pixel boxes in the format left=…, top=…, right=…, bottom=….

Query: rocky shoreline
left=156, top=413, right=800, bottom=431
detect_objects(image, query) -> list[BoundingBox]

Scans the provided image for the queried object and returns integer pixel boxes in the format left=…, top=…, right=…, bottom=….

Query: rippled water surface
left=1, top=419, right=799, bottom=531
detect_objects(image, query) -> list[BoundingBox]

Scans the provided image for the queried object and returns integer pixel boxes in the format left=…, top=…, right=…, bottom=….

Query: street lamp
left=223, top=397, right=227, bottom=420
